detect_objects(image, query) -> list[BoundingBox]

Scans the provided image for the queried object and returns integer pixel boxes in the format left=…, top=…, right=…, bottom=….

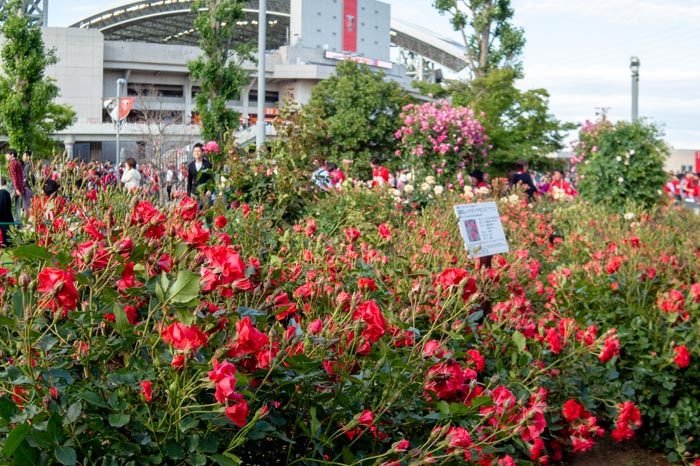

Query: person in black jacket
left=187, top=143, right=213, bottom=198
left=511, top=159, right=537, bottom=201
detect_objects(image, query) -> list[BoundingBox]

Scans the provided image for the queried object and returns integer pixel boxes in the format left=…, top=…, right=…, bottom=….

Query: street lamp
left=256, top=0, right=267, bottom=151
left=630, top=56, right=640, bottom=121
left=115, top=78, right=127, bottom=165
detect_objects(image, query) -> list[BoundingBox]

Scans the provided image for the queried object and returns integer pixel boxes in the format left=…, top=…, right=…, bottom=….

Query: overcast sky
left=47, top=0, right=700, bottom=150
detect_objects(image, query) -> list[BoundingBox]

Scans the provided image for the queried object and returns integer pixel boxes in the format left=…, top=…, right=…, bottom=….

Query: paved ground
left=560, top=436, right=673, bottom=466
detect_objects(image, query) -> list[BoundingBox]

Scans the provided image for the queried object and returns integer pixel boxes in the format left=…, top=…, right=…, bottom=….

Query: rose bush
left=395, top=100, right=490, bottom=186
left=0, top=157, right=695, bottom=465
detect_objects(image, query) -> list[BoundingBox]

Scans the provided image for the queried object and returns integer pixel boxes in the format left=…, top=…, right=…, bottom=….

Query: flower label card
left=454, top=201, right=509, bottom=258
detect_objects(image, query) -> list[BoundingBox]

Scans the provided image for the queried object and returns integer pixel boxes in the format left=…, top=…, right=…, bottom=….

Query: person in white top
left=121, top=157, right=141, bottom=191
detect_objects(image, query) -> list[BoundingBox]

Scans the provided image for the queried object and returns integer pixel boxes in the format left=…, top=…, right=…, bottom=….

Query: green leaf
left=12, top=290, right=24, bottom=319
left=11, top=244, right=52, bottom=260
left=210, top=453, right=242, bottom=466
left=155, top=273, right=169, bottom=303
left=65, top=402, right=82, bottom=424
left=167, top=270, right=200, bottom=304
left=164, top=441, right=185, bottom=460
left=55, top=446, right=77, bottom=466
left=108, top=413, right=130, bottom=428
left=2, top=423, right=30, bottom=457
left=0, top=396, right=18, bottom=421
left=12, top=440, right=36, bottom=465
left=77, top=392, right=105, bottom=410
left=470, top=396, right=494, bottom=408
left=113, top=304, right=132, bottom=335
left=512, top=331, right=527, bottom=353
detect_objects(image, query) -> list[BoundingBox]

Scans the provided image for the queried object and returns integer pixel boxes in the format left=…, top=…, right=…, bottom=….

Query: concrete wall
left=44, top=27, right=104, bottom=124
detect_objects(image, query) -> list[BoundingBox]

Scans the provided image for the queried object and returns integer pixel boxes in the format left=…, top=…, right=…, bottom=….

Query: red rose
left=344, top=228, right=361, bottom=243
left=225, top=399, right=249, bottom=427
left=673, top=345, right=690, bottom=368
left=140, top=380, right=153, bottom=402
left=215, top=215, right=227, bottom=228
left=37, top=267, right=79, bottom=313
left=358, top=409, right=374, bottom=426
left=378, top=223, right=392, bottom=241
left=160, top=322, right=208, bottom=352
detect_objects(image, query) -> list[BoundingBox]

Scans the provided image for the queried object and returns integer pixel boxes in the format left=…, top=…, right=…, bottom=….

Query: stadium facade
left=1, top=0, right=467, bottom=164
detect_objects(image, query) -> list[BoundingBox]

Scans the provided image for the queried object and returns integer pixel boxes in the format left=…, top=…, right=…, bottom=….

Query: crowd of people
left=2, top=143, right=695, bottom=247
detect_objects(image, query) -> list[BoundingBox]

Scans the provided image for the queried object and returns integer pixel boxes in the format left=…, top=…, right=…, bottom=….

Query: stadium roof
left=70, top=0, right=468, bottom=72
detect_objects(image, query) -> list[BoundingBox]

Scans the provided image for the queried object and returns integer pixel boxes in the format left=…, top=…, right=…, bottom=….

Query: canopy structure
left=70, top=0, right=467, bottom=72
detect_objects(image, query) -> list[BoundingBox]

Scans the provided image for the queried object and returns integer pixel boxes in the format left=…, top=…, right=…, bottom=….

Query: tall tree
left=433, top=0, right=525, bottom=79
left=0, top=0, right=76, bottom=153
left=431, top=0, right=570, bottom=173
left=451, top=69, right=574, bottom=174
left=303, top=60, right=411, bottom=176
left=188, top=0, right=253, bottom=160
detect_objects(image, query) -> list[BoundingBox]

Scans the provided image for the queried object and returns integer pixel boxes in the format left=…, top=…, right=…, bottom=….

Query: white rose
left=624, top=212, right=635, bottom=220
left=618, top=177, right=624, bottom=183
left=616, top=156, right=622, bottom=162
left=403, top=184, right=414, bottom=193
left=420, top=183, right=430, bottom=192
left=425, top=176, right=436, bottom=185
left=433, top=185, right=444, bottom=196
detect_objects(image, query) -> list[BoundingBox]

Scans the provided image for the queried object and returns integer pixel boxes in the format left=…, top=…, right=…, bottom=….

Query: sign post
left=454, top=201, right=509, bottom=259
left=454, top=201, right=509, bottom=319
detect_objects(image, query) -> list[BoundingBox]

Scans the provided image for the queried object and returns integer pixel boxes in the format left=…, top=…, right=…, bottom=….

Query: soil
left=559, top=436, right=674, bottom=466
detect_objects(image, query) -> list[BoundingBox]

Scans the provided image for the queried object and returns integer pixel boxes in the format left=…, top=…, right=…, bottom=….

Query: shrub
left=573, top=118, right=669, bottom=211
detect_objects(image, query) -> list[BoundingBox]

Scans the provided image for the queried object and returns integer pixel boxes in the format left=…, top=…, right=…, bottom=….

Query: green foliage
left=451, top=69, right=573, bottom=175
left=433, top=0, right=525, bottom=78
left=574, top=118, right=669, bottom=211
left=188, top=0, right=253, bottom=158
left=303, top=61, right=411, bottom=177
left=0, top=0, right=76, bottom=153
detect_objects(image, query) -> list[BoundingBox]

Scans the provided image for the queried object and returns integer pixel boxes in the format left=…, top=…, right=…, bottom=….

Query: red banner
left=342, top=0, right=358, bottom=52
left=695, top=151, right=699, bottom=172
left=118, top=97, right=135, bottom=121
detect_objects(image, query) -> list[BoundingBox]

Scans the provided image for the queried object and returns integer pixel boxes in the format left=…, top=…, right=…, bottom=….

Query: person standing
left=511, top=158, right=537, bottom=201
left=370, top=157, right=391, bottom=187
left=187, top=143, right=213, bottom=198
left=5, top=149, right=25, bottom=221
left=121, top=157, right=141, bottom=192
left=22, top=150, right=36, bottom=213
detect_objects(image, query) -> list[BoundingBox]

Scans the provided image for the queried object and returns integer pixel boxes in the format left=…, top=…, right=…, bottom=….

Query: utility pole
left=115, top=78, right=126, bottom=166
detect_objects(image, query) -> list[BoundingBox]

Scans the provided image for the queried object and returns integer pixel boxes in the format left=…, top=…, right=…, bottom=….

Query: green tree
left=433, top=0, right=525, bottom=79
left=431, top=0, right=570, bottom=174
left=303, top=60, right=411, bottom=176
left=451, top=69, right=573, bottom=174
left=0, top=0, right=76, bottom=153
left=574, top=117, right=669, bottom=211
left=188, top=0, right=253, bottom=161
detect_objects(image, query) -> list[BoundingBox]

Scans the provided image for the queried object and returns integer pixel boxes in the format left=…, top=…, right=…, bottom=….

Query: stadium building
left=0, top=0, right=467, bottom=163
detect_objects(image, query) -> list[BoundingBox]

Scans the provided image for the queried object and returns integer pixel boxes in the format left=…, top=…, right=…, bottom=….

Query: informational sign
left=454, top=202, right=509, bottom=258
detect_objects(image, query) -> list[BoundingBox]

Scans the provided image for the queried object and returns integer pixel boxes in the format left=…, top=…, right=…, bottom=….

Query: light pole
left=115, top=78, right=127, bottom=165
left=256, top=0, right=267, bottom=152
left=630, top=56, right=640, bottom=121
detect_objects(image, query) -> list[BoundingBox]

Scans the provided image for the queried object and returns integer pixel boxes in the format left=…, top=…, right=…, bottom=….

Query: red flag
left=110, top=97, right=134, bottom=122
left=695, top=151, right=699, bottom=172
